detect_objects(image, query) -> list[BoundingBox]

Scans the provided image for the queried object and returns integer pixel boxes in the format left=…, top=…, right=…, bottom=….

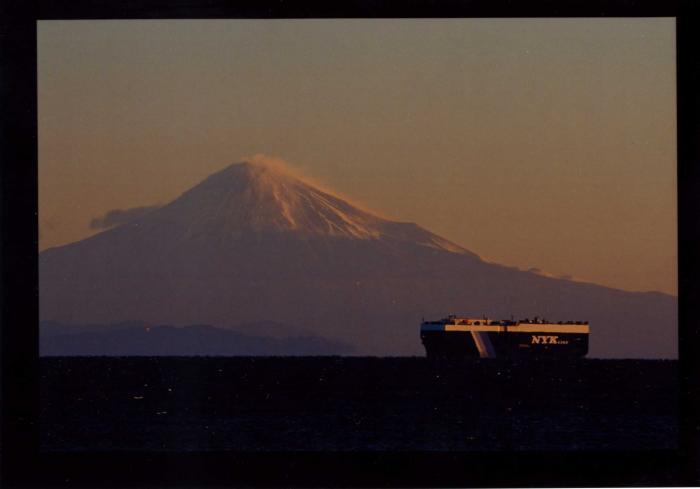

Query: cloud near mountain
left=90, top=205, right=161, bottom=229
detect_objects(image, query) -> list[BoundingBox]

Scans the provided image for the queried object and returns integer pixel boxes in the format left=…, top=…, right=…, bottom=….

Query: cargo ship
left=420, top=316, right=589, bottom=358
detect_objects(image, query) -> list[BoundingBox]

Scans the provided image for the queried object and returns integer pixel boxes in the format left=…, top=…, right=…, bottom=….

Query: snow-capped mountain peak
left=143, top=160, right=472, bottom=253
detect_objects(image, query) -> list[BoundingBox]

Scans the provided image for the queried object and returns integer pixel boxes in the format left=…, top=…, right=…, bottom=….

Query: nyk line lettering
left=531, top=335, right=569, bottom=345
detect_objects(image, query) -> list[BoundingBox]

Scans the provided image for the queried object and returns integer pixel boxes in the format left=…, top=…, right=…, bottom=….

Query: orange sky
left=38, top=19, right=677, bottom=295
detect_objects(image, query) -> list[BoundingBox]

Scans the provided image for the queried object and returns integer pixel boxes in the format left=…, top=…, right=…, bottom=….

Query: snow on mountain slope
left=121, top=161, right=476, bottom=255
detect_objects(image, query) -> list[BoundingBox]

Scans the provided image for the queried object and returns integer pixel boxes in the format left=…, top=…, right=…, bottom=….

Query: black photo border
left=2, top=0, right=699, bottom=486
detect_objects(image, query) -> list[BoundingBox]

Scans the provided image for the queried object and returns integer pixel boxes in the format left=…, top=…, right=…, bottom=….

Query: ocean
left=40, top=357, right=678, bottom=452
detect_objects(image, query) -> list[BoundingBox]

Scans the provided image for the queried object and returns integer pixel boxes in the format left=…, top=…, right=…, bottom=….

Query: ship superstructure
left=420, top=316, right=589, bottom=358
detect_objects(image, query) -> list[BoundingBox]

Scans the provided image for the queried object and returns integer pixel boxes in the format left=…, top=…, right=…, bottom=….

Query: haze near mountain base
left=39, top=157, right=677, bottom=358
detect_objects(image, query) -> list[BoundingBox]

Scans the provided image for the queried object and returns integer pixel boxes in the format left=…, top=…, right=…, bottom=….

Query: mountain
left=39, top=160, right=677, bottom=357
left=40, top=321, right=354, bottom=356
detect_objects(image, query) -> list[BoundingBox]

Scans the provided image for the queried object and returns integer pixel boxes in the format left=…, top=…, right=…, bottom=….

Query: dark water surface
left=41, top=357, right=677, bottom=451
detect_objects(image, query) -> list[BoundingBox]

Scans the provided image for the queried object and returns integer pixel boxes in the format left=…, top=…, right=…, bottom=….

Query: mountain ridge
left=40, top=320, right=355, bottom=356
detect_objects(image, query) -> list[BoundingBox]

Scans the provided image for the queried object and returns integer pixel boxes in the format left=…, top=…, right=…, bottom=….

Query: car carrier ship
left=420, top=316, right=589, bottom=358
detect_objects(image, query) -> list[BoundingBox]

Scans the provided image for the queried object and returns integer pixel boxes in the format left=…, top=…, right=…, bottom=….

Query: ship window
left=474, top=321, right=480, bottom=325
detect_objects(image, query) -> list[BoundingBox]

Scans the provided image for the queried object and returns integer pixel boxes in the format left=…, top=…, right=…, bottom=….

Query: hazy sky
left=38, top=19, right=677, bottom=295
